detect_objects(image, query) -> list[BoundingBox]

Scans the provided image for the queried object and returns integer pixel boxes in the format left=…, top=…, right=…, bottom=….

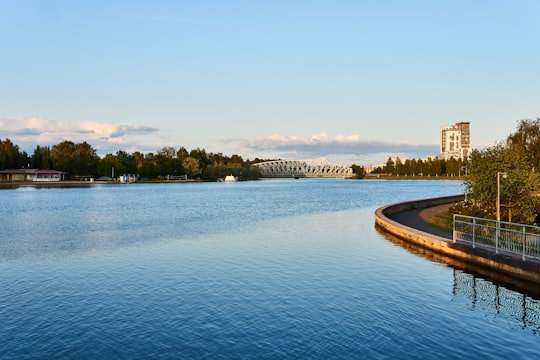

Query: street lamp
left=495, top=171, right=507, bottom=254
left=496, top=171, right=508, bottom=223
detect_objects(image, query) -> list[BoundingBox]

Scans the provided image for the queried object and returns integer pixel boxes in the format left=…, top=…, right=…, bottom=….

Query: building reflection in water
left=377, top=227, right=540, bottom=333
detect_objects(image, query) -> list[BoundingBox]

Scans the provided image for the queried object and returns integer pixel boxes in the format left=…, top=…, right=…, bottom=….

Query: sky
left=1, top=0, right=539, bottom=166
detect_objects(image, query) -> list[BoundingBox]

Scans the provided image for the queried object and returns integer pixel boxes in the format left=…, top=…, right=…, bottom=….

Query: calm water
left=1, top=179, right=539, bottom=359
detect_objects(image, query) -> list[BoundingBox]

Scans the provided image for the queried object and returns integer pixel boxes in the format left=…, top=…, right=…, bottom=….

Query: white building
left=440, top=122, right=470, bottom=160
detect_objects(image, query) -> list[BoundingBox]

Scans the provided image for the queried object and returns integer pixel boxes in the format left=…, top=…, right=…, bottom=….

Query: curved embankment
left=375, top=195, right=540, bottom=284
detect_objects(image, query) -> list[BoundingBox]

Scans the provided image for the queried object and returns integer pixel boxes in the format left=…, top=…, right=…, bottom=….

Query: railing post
left=453, top=214, right=456, bottom=243
left=495, top=221, right=499, bottom=254
left=472, top=218, right=476, bottom=248
left=523, top=226, right=526, bottom=261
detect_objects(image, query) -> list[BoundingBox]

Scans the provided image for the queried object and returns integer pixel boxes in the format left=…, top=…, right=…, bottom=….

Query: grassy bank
left=365, top=174, right=464, bottom=180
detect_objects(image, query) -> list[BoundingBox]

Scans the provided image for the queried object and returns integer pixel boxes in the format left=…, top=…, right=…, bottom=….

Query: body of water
left=1, top=179, right=539, bottom=359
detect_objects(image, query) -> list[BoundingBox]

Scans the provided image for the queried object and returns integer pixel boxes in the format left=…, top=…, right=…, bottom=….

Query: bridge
left=253, top=160, right=353, bottom=178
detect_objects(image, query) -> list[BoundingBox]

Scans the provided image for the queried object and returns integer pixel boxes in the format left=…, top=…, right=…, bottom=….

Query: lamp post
left=496, top=172, right=507, bottom=254
left=496, top=172, right=508, bottom=224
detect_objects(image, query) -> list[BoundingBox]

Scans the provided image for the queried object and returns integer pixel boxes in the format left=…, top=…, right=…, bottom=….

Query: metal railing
left=453, top=214, right=540, bottom=261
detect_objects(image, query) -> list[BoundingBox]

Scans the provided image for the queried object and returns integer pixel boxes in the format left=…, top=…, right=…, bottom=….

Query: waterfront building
left=0, top=169, right=66, bottom=182
left=440, top=122, right=470, bottom=160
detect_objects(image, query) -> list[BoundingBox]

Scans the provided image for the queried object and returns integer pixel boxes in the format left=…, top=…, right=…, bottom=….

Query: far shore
left=364, top=174, right=464, bottom=180
left=0, top=175, right=464, bottom=189
left=0, top=179, right=200, bottom=189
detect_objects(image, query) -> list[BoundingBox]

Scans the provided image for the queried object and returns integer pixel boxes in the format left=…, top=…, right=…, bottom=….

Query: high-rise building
left=440, top=122, right=470, bottom=160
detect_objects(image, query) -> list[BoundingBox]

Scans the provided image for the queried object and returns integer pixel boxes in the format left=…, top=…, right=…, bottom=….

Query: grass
left=365, top=174, right=464, bottom=180
left=427, top=210, right=455, bottom=232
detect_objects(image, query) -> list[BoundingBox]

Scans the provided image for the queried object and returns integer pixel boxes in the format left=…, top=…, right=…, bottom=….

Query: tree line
left=370, top=156, right=466, bottom=177
left=0, top=139, right=268, bottom=181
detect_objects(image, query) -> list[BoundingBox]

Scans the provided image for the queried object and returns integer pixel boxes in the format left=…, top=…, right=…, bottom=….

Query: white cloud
left=0, top=117, right=160, bottom=154
left=224, top=133, right=439, bottom=166
left=0, top=117, right=441, bottom=166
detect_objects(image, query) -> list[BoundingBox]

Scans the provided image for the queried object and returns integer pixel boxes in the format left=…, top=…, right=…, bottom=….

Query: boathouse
left=0, top=169, right=66, bottom=182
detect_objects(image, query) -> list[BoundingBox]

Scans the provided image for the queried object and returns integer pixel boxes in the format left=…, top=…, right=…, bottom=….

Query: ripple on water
left=2, top=180, right=540, bottom=358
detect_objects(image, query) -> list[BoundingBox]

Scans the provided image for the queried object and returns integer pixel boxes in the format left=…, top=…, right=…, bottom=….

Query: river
left=1, top=179, right=539, bottom=359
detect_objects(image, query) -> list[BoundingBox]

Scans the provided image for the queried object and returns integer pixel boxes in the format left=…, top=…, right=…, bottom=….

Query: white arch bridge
left=253, top=160, right=353, bottom=178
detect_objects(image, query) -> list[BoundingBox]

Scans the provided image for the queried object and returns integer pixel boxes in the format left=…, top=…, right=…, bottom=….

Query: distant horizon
left=2, top=135, right=471, bottom=170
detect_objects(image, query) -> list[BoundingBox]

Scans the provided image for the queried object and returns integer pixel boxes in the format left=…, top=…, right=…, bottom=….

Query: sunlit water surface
left=1, top=179, right=540, bottom=359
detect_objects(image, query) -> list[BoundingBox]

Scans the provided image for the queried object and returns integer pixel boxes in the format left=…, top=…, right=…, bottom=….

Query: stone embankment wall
left=375, top=195, right=540, bottom=284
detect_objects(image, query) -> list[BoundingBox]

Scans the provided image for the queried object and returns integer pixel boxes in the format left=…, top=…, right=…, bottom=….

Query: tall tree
left=177, top=147, right=189, bottom=163
left=51, top=140, right=99, bottom=176
left=115, top=150, right=137, bottom=174
left=97, top=153, right=123, bottom=178
left=0, top=138, right=23, bottom=169
left=351, top=164, right=366, bottom=179
left=507, top=118, right=540, bottom=171
left=51, top=140, right=76, bottom=173
left=31, top=145, right=53, bottom=169
left=73, top=141, right=100, bottom=175
left=465, top=142, right=540, bottom=223
left=158, top=146, right=176, bottom=158
left=182, top=156, right=201, bottom=178
left=384, top=157, right=395, bottom=175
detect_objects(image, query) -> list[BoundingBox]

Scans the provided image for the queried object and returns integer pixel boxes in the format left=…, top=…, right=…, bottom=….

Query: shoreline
left=375, top=195, right=540, bottom=287
left=0, top=180, right=201, bottom=188
left=0, top=176, right=461, bottom=189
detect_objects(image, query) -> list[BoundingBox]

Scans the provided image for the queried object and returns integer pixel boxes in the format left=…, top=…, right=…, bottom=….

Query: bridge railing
left=253, top=160, right=353, bottom=178
left=453, top=214, right=540, bottom=261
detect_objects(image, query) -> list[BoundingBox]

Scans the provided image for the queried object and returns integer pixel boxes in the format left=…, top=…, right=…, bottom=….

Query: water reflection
left=377, top=228, right=540, bottom=333
left=453, top=270, right=540, bottom=333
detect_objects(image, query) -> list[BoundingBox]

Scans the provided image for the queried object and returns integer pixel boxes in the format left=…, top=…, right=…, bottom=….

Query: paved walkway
left=389, top=203, right=454, bottom=239
left=380, top=199, right=540, bottom=289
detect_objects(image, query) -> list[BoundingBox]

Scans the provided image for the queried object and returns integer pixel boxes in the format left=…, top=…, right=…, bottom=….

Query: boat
left=224, top=174, right=238, bottom=182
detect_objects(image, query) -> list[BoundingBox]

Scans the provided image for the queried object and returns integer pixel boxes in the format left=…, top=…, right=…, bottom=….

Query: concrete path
left=378, top=199, right=540, bottom=288
left=389, top=203, right=454, bottom=239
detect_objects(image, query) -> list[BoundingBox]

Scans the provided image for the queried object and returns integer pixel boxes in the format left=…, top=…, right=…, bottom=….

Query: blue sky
left=1, top=0, right=539, bottom=165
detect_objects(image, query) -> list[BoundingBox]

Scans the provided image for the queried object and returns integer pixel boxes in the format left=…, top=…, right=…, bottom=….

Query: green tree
left=31, top=145, right=53, bottom=169
left=116, top=151, right=137, bottom=174
left=432, top=157, right=443, bottom=176
left=410, top=159, right=418, bottom=176
left=51, top=140, right=99, bottom=177
left=464, top=141, right=540, bottom=223
left=189, top=148, right=209, bottom=177
left=239, top=164, right=261, bottom=180
left=73, top=141, right=99, bottom=176
left=228, top=154, right=244, bottom=168
left=446, top=157, right=461, bottom=176
left=51, top=140, right=76, bottom=174
left=507, top=118, right=540, bottom=171
left=154, top=153, right=181, bottom=176
left=0, top=138, right=24, bottom=169
left=141, top=153, right=159, bottom=178
left=351, top=164, right=366, bottom=179
left=158, top=146, right=176, bottom=158
left=182, top=156, right=201, bottom=178
left=133, top=151, right=145, bottom=172
left=384, top=157, right=395, bottom=175
left=417, top=158, right=424, bottom=175
left=97, top=153, right=123, bottom=178
left=394, top=157, right=403, bottom=175
left=177, top=147, right=189, bottom=164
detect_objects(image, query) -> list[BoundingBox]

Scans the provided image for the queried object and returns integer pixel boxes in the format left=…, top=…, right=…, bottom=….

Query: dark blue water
left=1, top=179, right=539, bottom=359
